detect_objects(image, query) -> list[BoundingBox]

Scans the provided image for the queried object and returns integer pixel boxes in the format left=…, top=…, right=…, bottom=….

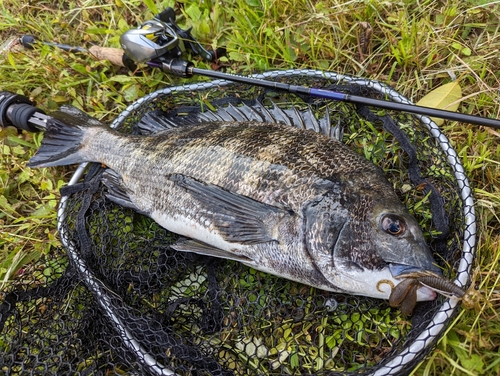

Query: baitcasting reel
left=119, top=7, right=215, bottom=64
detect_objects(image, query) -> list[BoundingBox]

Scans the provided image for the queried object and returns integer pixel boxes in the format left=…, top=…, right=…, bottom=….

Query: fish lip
left=388, top=263, right=442, bottom=278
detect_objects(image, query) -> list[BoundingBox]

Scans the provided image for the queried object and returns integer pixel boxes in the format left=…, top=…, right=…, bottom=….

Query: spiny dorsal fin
left=136, top=100, right=341, bottom=139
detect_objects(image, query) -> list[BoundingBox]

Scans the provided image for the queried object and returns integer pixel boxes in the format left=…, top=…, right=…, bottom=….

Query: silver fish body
left=28, top=105, right=440, bottom=301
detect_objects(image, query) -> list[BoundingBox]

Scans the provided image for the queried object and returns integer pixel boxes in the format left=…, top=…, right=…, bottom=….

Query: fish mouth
left=388, top=263, right=442, bottom=278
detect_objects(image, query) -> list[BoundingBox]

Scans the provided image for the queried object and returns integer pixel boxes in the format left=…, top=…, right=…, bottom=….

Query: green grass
left=1, top=0, right=499, bottom=375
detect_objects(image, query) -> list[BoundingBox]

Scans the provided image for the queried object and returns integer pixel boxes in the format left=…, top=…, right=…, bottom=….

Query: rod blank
left=155, top=59, right=500, bottom=130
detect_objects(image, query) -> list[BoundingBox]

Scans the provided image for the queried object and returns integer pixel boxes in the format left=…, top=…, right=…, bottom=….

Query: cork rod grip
left=88, top=46, right=126, bottom=67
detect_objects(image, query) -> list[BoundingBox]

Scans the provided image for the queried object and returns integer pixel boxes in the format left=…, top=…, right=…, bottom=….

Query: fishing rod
left=147, top=58, right=500, bottom=129
left=18, top=35, right=135, bottom=69
left=9, top=7, right=500, bottom=130
left=115, top=9, right=500, bottom=129
left=15, top=7, right=215, bottom=71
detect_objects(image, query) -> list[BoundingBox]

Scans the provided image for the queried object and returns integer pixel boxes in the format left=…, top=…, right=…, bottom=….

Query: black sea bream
left=28, top=103, right=440, bottom=302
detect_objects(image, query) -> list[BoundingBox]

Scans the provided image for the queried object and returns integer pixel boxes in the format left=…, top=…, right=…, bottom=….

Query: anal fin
left=172, top=238, right=255, bottom=264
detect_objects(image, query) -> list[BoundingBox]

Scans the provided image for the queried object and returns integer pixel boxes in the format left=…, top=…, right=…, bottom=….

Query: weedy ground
left=0, top=0, right=499, bottom=375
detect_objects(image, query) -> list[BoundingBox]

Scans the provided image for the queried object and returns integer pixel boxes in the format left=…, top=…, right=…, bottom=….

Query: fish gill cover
left=0, top=70, right=475, bottom=375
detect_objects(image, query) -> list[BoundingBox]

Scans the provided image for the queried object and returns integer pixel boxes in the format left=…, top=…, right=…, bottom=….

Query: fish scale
left=27, top=104, right=441, bottom=302
left=130, top=123, right=337, bottom=208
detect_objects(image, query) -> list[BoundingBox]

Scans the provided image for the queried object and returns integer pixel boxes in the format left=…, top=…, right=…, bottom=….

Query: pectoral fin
left=169, top=173, right=290, bottom=245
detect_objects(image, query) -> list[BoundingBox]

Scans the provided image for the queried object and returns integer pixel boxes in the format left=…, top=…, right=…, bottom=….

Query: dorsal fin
left=135, top=110, right=182, bottom=135
left=136, top=100, right=342, bottom=139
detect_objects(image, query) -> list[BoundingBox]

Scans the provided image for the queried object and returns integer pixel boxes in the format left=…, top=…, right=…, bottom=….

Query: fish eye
left=381, top=215, right=406, bottom=236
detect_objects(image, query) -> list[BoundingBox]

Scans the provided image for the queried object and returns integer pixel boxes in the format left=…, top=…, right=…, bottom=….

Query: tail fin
left=27, top=106, right=103, bottom=168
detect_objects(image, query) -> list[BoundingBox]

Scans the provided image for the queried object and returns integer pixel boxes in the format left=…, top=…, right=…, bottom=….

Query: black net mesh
left=0, top=70, right=475, bottom=375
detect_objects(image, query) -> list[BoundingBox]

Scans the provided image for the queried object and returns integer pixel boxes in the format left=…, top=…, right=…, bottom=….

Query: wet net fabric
left=0, top=70, right=475, bottom=375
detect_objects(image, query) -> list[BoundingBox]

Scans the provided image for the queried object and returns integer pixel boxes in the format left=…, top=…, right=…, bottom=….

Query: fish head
left=304, top=185, right=441, bottom=301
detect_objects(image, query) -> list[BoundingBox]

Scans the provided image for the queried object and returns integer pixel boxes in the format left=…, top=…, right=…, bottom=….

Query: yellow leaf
left=416, top=81, right=462, bottom=125
left=7, top=52, right=17, bottom=69
left=52, top=95, right=68, bottom=103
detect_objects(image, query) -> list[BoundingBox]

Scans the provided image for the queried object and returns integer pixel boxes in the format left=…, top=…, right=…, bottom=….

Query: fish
left=27, top=101, right=441, bottom=302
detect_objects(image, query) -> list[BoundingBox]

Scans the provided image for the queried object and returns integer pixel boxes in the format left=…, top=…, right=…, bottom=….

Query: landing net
left=0, top=70, right=475, bottom=375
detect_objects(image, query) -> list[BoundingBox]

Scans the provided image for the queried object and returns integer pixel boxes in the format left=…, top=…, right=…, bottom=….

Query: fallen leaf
left=416, top=81, right=462, bottom=125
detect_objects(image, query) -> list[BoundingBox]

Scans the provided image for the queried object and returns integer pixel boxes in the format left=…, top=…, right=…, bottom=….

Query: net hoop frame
left=56, top=69, right=476, bottom=376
